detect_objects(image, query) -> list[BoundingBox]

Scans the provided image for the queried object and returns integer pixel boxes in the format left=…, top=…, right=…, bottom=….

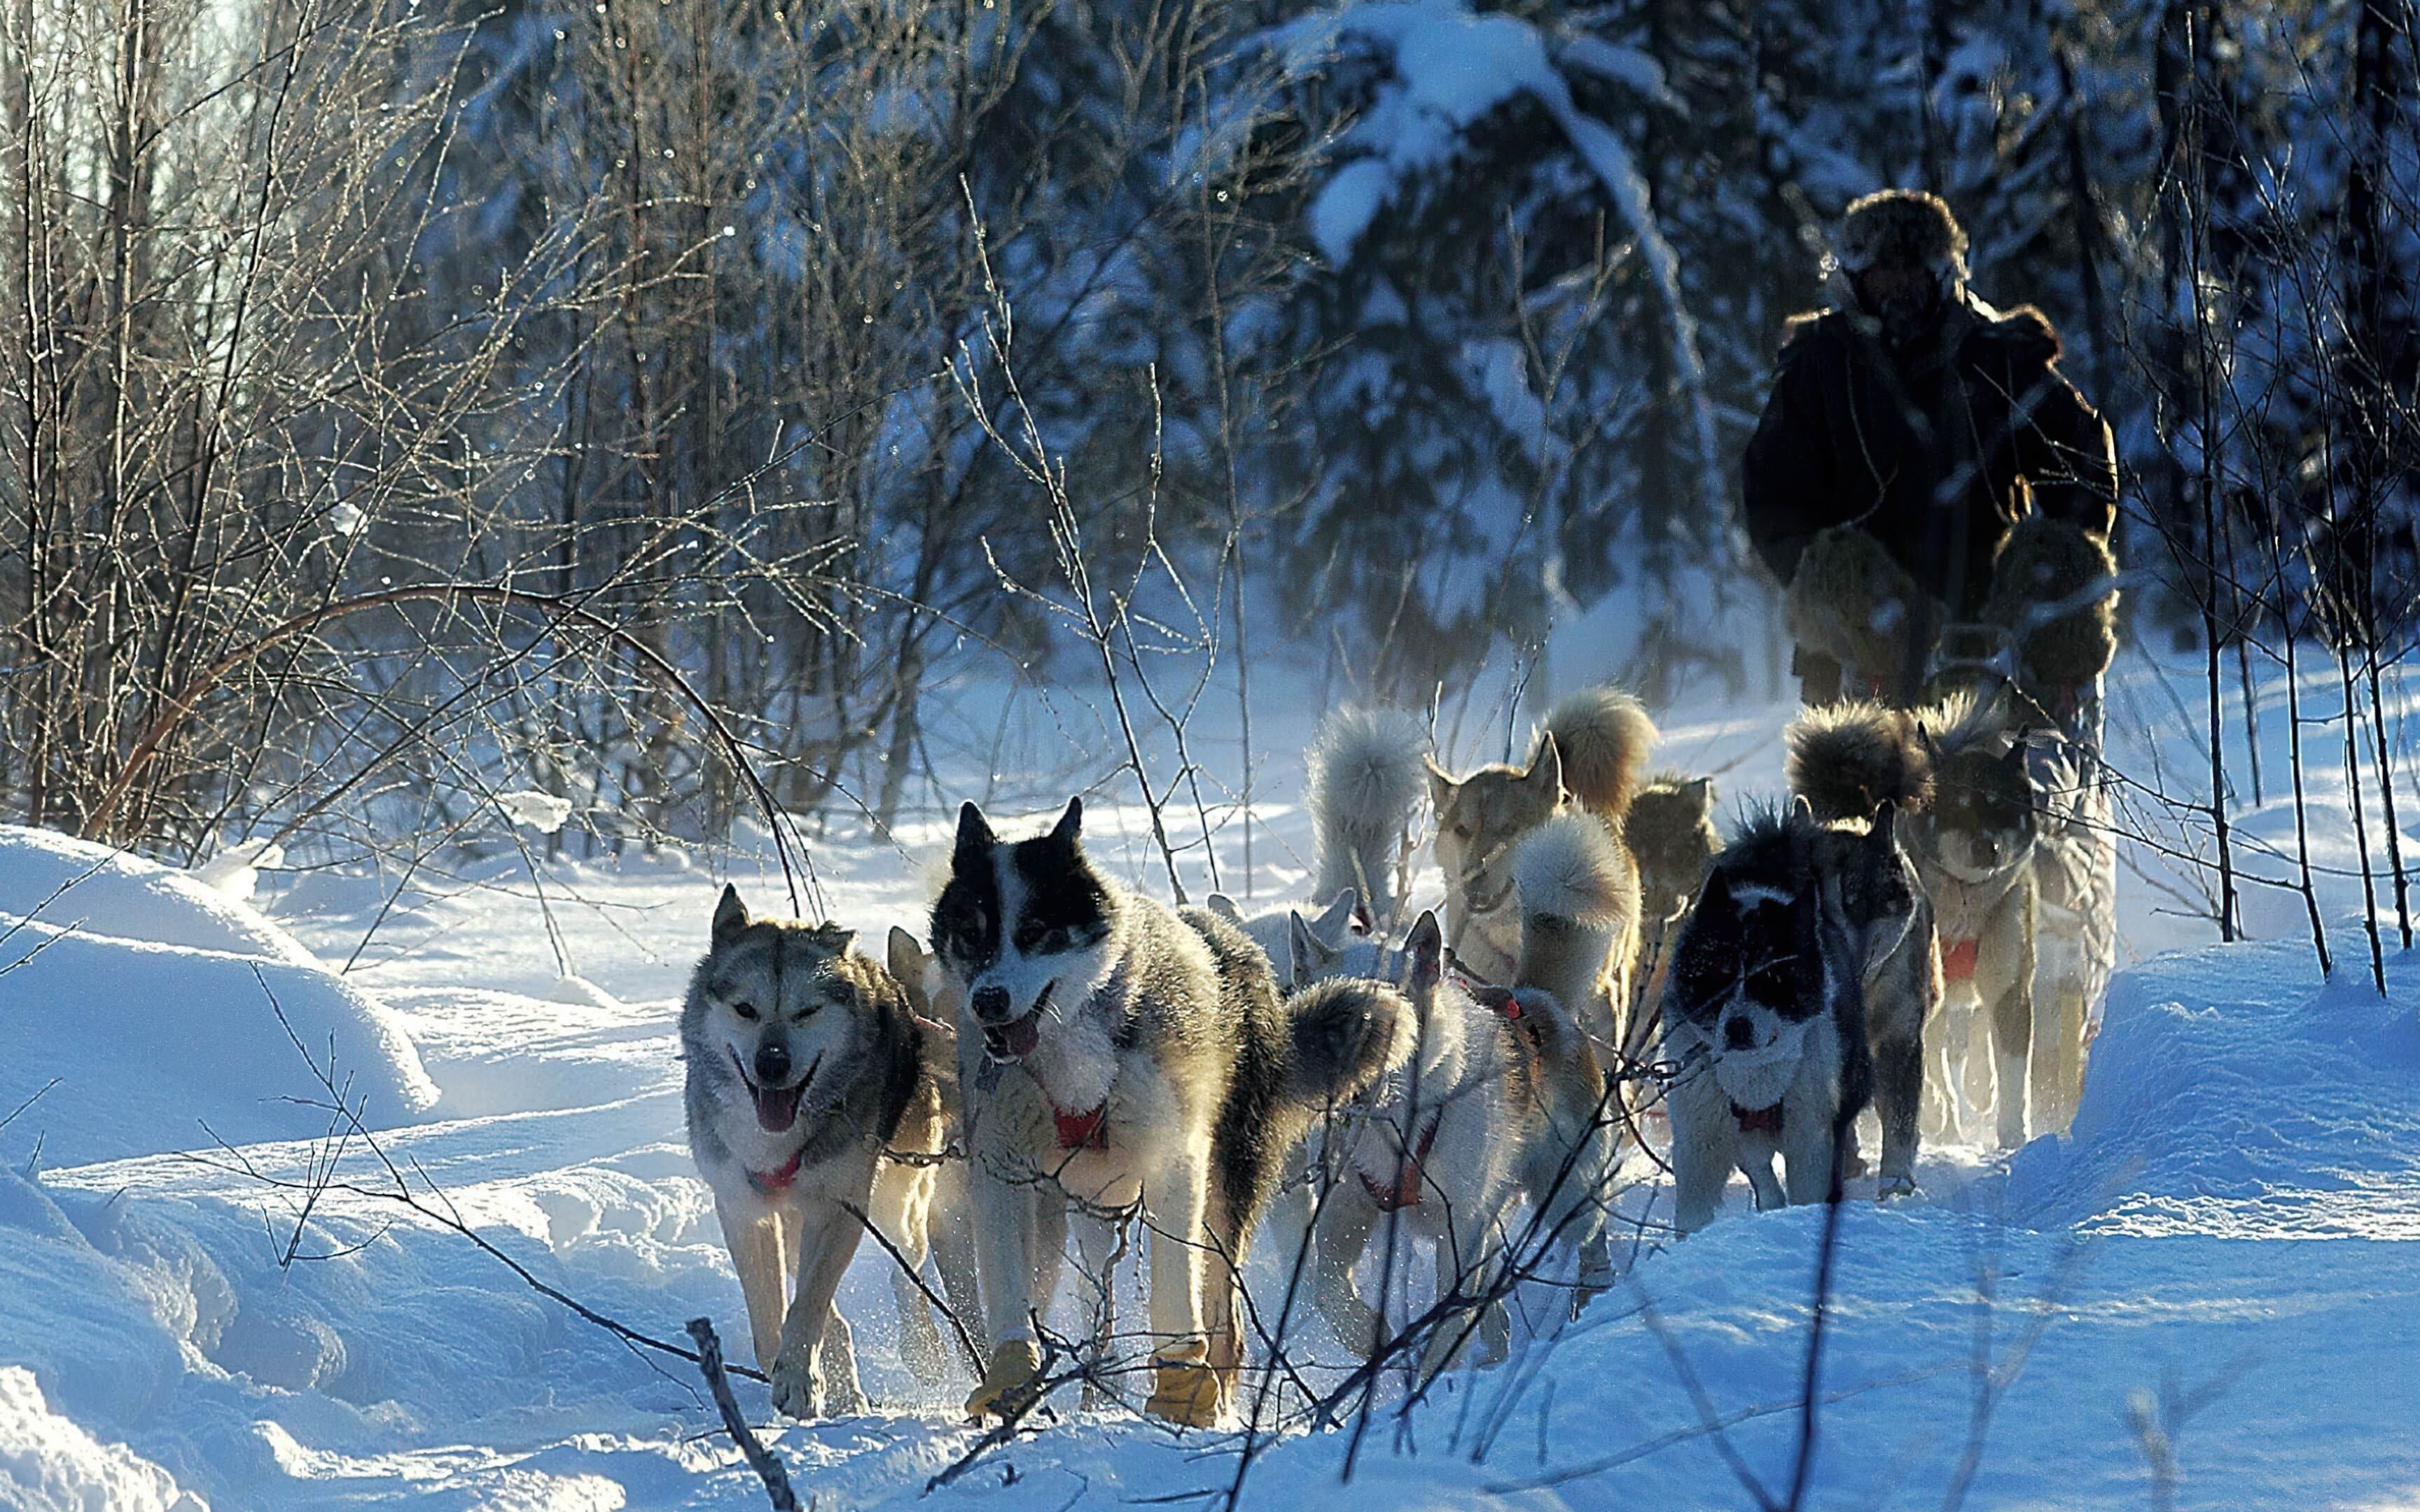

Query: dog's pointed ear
left=1049, top=795, right=1084, bottom=846
left=1695, top=864, right=1730, bottom=916
left=1683, top=776, right=1716, bottom=810
left=1790, top=793, right=1816, bottom=827
left=1869, top=802, right=1900, bottom=853
left=2001, top=738, right=2031, bottom=774
left=1526, top=734, right=1566, bottom=801
left=954, top=802, right=996, bottom=871
left=886, top=925, right=925, bottom=983
left=1405, top=909, right=1444, bottom=995
left=1288, top=910, right=1337, bottom=985
left=1207, top=892, right=1243, bottom=925
left=814, top=923, right=858, bottom=957
left=1311, top=888, right=1358, bottom=945
left=1424, top=753, right=1457, bottom=812
left=713, top=884, right=751, bottom=949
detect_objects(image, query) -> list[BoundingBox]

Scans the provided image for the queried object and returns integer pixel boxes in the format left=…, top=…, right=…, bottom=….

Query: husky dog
left=1665, top=790, right=1937, bottom=1231
left=1626, top=774, right=1721, bottom=932
left=1306, top=705, right=1435, bottom=929
left=1980, top=512, right=2120, bottom=712
left=1428, top=685, right=1655, bottom=988
left=1786, top=524, right=1946, bottom=702
left=1312, top=911, right=1528, bottom=1372
left=1511, top=810, right=1637, bottom=1056
left=1783, top=706, right=1943, bottom=1189
left=1206, top=888, right=1362, bottom=991
left=683, top=889, right=943, bottom=1418
left=1894, top=696, right=2045, bottom=1148
left=1622, top=774, right=1723, bottom=1054
left=933, top=799, right=1407, bottom=1427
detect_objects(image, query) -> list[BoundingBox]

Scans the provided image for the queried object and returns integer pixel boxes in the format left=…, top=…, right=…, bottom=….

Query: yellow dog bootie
left=1143, top=1337, right=1222, bottom=1428
left=964, top=1338, right=1045, bottom=1422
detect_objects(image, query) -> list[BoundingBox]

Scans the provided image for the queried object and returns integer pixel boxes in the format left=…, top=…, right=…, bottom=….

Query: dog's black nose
left=753, top=1042, right=791, bottom=1085
left=972, top=985, right=1011, bottom=1023
left=1724, top=1015, right=1757, bottom=1051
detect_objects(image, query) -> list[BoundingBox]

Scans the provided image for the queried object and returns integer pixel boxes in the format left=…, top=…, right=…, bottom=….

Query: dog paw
left=1875, top=1173, right=1919, bottom=1202
left=964, top=1338, right=1044, bottom=1422
left=1143, top=1338, right=1222, bottom=1429
left=769, top=1352, right=826, bottom=1420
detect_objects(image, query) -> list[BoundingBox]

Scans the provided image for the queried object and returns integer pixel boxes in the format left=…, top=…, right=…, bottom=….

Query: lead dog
left=683, top=889, right=945, bottom=1417
left=933, top=797, right=1407, bottom=1426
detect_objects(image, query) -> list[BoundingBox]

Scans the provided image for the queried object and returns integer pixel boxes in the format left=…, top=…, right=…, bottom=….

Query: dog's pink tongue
left=985, top=1013, right=1041, bottom=1062
left=754, top=1082, right=804, bottom=1132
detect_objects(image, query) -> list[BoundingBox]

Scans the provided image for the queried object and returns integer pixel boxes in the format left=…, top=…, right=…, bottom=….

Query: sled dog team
left=683, top=676, right=2115, bottom=1428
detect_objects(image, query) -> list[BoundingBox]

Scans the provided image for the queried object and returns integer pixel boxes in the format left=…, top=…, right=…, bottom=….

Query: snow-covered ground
left=4, top=654, right=2419, bottom=1509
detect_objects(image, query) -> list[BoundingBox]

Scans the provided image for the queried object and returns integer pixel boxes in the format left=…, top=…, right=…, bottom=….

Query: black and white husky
left=1662, top=799, right=1935, bottom=1232
left=931, top=797, right=1408, bottom=1427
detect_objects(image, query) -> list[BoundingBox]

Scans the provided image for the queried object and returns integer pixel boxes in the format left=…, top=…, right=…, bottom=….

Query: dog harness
left=1053, top=1102, right=1111, bottom=1152
left=1940, top=937, right=1980, bottom=983
left=1359, top=1114, right=1441, bottom=1212
left=1732, top=1102, right=1783, bottom=1135
left=746, top=1149, right=805, bottom=1196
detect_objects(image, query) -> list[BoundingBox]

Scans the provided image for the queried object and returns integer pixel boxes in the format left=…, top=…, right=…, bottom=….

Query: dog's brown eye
left=733, top=1001, right=759, bottom=1021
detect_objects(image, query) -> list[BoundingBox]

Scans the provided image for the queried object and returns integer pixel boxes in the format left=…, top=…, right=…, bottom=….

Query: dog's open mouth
left=737, top=1051, right=821, bottom=1133
left=980, top=983, right=1053, bottom=1063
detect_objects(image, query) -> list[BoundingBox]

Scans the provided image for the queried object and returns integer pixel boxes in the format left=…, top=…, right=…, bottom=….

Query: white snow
left=0, top=1367, right=207, bottom=1512
left=1, top=657, right=2418, bottom=1508
left=499, top=791, right=576, bottom=836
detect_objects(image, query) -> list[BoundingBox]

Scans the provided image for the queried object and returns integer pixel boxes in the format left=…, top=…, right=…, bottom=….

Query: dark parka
left=1741, top=295, right=2118, bottom=619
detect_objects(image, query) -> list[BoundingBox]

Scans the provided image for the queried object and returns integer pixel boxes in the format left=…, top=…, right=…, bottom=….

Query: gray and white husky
left=932, top=797, right=1407, bottom=1427
left=683, top=888, right=947, bottom=1418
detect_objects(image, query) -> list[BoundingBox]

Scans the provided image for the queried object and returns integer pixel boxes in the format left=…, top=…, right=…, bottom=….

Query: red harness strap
left=1941, top=937, right=1980, bottom=984
left=1360, top=1114, right=1442, bottom=1212
left=1053, top=1102, right=1110, bottom=1152
left=747, top=1149, right=805, bottom=1196
left=1732, top=1102, right=1783, bottom=1135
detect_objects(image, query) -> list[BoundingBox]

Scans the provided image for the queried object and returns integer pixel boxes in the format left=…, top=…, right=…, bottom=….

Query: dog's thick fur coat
left=933, top=799, right=1406, bottom=1426
left=1784, top=526, right=1945, bottom=702
left=1428, top=685, right=1653, bottom=988
left=683, top=890, right=939, bottom=1418
left=1306, top=706, right=1433, bottom=929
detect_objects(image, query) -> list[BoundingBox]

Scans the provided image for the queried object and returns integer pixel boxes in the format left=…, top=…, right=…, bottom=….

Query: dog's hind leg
left=869, top=1162, right=947, bottom=1382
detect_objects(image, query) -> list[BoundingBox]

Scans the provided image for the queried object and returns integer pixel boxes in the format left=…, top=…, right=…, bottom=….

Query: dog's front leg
left=1140, top=1145, right=1219, bottom=1427
left=1872, top=1026, right=1924, bottom=1197
left=965, top=1160, right=1048, bottom=1420
left=1312, top=1187, right=1381, bottom=1358
left=1664, top=1059, right=1734, bottom=1235
left=763, top=1196, right=870, bottom=1419
left=1985, top=911, right=2038, bottom=1150
left=714, top=1191, right=789, bottom=1375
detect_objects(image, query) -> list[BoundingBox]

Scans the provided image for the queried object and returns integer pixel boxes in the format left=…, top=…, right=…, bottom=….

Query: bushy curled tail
left=1541, top=686, right=1657, bottom=820
left=1307, top=706, right=1431, bottom=925
left=1282, top=977, right=1413, bottom=1107
left=1784, top=699, right=1935, bottom=823
left=1512, top=810, right=1635, bottom=933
